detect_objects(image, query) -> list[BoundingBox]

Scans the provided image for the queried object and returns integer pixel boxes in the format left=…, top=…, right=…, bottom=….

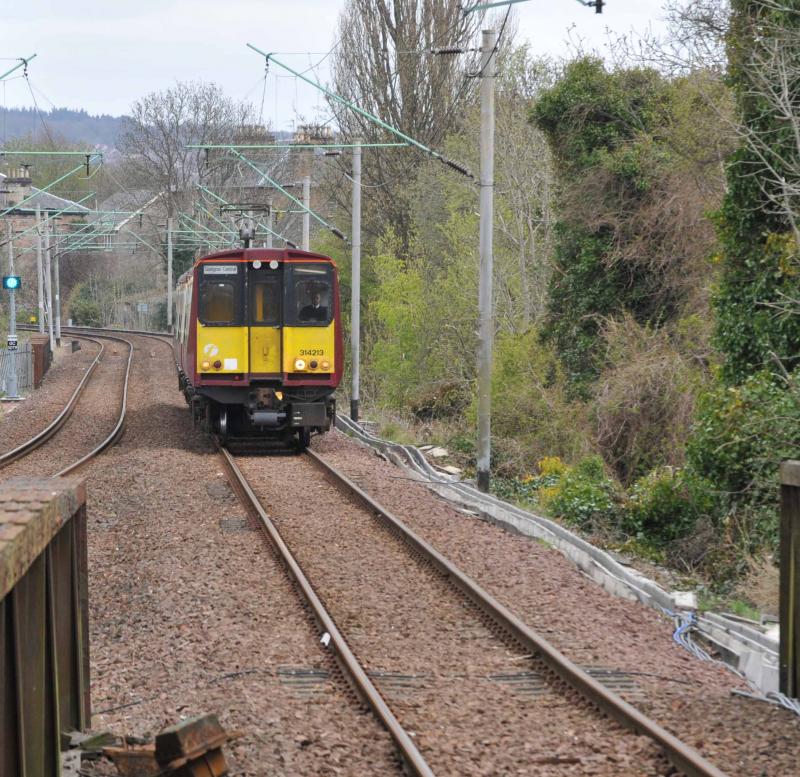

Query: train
left=174, top=247, right=343, bottom=450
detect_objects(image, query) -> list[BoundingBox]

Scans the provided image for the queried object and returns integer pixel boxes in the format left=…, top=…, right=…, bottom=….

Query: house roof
left=0, top=172, right=91, bottom=215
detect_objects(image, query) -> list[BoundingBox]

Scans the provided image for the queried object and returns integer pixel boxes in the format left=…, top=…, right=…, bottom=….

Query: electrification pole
left=44, top=219, right=55, bottom=351
left=477, top=28, right=497, bottom=493
left=5, top=222, right=20, bottom=399
left=167, top=216, right=174, bottom=331
left=35, top=205, right=44, bottom=333
left=302, top=176, right=311, bottom=251
left=53, top=217, right=62, bottom=346
left=351, top=141, right=362, bottom=422
left=267, top=198, right=274, bottom=249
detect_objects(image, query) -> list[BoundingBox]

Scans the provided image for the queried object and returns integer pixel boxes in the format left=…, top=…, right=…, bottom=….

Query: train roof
left=176, top=247, right=336, bottom=285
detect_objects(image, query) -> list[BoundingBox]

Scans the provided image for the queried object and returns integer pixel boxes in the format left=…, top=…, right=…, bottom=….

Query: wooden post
left=780, top=460, right=800, bottom=697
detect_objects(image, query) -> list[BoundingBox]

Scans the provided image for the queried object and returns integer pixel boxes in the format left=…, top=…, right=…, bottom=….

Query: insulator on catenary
left=440, top=156, right=475, bottom=180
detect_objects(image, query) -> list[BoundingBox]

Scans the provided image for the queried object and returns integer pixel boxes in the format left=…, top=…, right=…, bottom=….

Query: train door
left=248, top=263, right=282, bottom=375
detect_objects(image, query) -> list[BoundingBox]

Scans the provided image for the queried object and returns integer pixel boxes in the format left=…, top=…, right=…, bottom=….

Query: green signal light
left=3, top=276, right=21, bottom=290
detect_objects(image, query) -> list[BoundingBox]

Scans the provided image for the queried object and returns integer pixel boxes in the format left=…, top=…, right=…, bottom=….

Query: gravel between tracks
left=0, top=340, right=128, bottom=479
left=82, top=340, right=399, bottom=776
left=310, top=431, right=800, bottom=776
left=238, top=453, right=672, bottom=776
left=7, top=336, right=799, bottom=774
left=0, top=338, right=100, bottom=455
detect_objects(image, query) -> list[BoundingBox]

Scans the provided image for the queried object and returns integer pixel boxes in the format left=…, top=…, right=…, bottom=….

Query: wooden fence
left=0, top=478, right=89, bottom=776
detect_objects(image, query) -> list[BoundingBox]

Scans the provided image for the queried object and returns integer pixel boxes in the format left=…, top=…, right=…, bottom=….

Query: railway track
left=1, top=328, right=137, bottom=476
left=221, top=444, right=729, bottom=777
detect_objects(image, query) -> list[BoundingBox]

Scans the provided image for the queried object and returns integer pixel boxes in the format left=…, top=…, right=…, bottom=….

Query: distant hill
left=0, top=107, right=125, bottom=148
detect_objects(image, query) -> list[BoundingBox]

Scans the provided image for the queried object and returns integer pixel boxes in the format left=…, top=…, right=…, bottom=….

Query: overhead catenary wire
left=24, top=74, right=55, bottom=146
left=247, top=44, right=474, bottom=179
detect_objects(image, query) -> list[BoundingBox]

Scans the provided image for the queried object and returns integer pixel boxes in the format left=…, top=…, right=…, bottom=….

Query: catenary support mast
left=351, top=141, right=362, bottom=422
left=53, top=218, right=62, bottom=346
left=44, top=219, right=55, bottom=351
left=476, top=28, right=497, bottom=493
left=35, top=205, right=44, bottom=334
left=302, top=176, right=311, bottom=251
left=167, top=217, right=174, bottom=331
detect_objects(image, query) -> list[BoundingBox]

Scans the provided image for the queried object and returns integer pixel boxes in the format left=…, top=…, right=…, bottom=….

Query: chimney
left=4, top=166, right=33, bottom=208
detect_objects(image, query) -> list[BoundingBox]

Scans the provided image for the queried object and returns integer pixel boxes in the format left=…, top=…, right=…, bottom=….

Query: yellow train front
left=174, top=248, right=342, bottom=450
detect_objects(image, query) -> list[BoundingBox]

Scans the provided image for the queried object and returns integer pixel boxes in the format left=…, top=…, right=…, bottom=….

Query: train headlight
left=294, top=358, right=306, bottom=371
left=321, top=360, right=330, bottom=371
left=201, top=360, right=211, bottom=370
left=213, top=360, right=222, bottom=369
left=252, top=260, right=262, bottom=269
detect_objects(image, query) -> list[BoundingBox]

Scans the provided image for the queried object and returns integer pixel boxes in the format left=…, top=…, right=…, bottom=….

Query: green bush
left=713, top=2, right=800, bottom=384
left=687, top=369, right=800, bottom=504
left=70, top=298, right=101, bottom=327
left=540, top=455, right=619, bottom=529
left=484, top=329, right=593, bottom=464
left=625, top=467, right=721, bottom=545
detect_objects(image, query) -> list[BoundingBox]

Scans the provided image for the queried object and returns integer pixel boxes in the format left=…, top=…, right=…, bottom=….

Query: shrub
left=537, top=456, right=568, bottom=478
left=593, top=315, right=708, bottom=484
left=70, top=298, right=101, bottom=327
left=687, top=369, right=800, bottom=505
left=485, top=329, right=593, bottom=465
left=539, top=455, right=620, bottom=530
left=491, top=457, right=568, bottom=507
left=625, top=467, right=721, bottom=545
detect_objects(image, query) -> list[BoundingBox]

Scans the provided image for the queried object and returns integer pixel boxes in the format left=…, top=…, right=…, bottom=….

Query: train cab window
left=250, top=279, right=281, bottom=326
left=200, top=281, right=237, bottom=324
left=285, top=264, right=333, bottom=327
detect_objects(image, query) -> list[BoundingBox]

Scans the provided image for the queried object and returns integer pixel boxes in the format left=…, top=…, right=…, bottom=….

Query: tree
left=328, top=0, right=485, bottom=242
left=362, top=46, right=557, bottom=419
left=532, top=60, right=696, bottom=390
left=606, top=0, right=730, bottom=75
left=118, top=82, right=252, bottom=219
left=713, top=0, right=800, bottom=382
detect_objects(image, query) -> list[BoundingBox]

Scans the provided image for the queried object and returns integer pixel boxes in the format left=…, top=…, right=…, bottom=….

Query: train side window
left=199, top=281, right=237, bottom=324
left=183, top=284, right=191, bottom=335
left=285, top=264, right=333, bottom=326
left=250, top=279, right=281, bottom=325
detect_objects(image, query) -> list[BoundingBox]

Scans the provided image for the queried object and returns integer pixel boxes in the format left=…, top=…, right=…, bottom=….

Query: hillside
left=0, top=107, right=125, bottom=148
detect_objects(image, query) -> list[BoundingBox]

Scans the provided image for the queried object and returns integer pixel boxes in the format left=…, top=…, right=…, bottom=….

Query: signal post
left=3, top=222, right=22, bottom=400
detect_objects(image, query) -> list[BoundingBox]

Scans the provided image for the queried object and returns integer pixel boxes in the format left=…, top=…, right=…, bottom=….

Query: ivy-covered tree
left=531, top=59, right=691, bottom=392
left=714, top=0, right=800, bottom=383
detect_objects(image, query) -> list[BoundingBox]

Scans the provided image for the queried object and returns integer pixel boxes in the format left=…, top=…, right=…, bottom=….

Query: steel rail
left=0, top=333, right=105, bottom=467
left=56, top=333, right=134, bottom=477
left=57, top=325, right=178, bottom=371
left=305, top=449, right=730, bottom=777
left=217, top=446, right=436, bottom=777
left=3, top=328, right=136, bottom=477
left=58, top=324, right=170, bottom=339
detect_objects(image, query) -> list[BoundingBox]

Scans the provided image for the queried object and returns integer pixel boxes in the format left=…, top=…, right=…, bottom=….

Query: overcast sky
left=1, top=0, right=670, bottom=130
